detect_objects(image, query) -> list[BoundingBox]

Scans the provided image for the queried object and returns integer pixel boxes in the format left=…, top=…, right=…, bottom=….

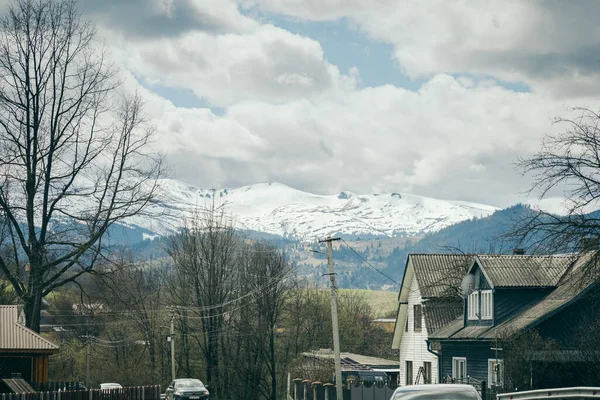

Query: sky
left=11, top=0, right=600, bottom=208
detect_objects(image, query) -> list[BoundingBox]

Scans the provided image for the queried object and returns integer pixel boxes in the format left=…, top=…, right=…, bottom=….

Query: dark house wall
left=494, top=288, right=550, bottom=325
left=440, top=341, right=495, bottom=384
left=536, top=284, right=600, bottom=346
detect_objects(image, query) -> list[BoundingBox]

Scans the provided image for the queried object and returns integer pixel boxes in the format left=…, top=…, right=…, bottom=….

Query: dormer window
left=468, top=290, right=493, bottom=320
left=468, top=292, right=479, bottom=320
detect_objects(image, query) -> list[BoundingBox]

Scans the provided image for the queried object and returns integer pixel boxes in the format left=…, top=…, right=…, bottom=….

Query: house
left=429, top=253, right=600, bottom=390
left=0, top=305, right=59, bottom=384
left=372, top=318, right=396, bottom=333
left=391, top=254, right=469, bottom=386
left=301, top=349, right=399, bottom=383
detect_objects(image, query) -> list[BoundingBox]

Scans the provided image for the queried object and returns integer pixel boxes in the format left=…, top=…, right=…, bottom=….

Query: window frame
left=413, top=304, right=422, bottom=332
left=480, top=290, right=493, bottom=320
left=405, top=360, right=413, bottom=386
left=423, top=361, right=432, bottom=384
left=452, top=357, right=467, bottom=382
left=467, top=292, right=479, bottom=320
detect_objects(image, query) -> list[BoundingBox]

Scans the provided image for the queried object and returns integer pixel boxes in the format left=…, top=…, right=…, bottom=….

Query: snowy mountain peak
left=122, top=179, right=499, bottom=241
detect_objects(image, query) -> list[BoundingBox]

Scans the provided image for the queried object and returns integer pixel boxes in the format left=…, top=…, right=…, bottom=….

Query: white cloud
left=245, top=0, right=600, bottom=96
left=141, top=73, right=592, bottom=206
left=2, top=0, right=595, bottom=207
left=107, top=22, right=354, bottom=107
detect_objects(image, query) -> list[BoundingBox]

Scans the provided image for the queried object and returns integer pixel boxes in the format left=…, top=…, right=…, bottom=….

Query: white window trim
left=452, top=357, right=467, bottom=380
left=481, top=290, right=493, bottom=320
left=467, top=292, right=479, bottom=320
left=487, top=359, right=504, bottom=388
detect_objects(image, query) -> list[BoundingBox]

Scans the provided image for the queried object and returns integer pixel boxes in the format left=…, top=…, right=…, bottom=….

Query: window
left=468, top=292, right=479, bottom=320
left=405, top=361, right=413, bottom=385
left=481, top=290, right=493, bottom=320
left=423, top=362, right=432, bottom=384
left=488, top=359, right=504, bottom=388
left=414, top=304, right=422, bottom=332
left=452, top=357, right=467, bottom=382
left=405, top=317, right=409, bottom=332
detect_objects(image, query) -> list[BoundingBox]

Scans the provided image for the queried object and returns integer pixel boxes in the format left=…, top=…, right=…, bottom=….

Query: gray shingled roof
left=430, top=254, right=595, bottom=341
left=422, top=297, right=463, bottom=335
left=0, top=306, right=59, bottom=351
left=475, top=254, right=575, bottom=288
left=411, top=254, right=473, bottom=298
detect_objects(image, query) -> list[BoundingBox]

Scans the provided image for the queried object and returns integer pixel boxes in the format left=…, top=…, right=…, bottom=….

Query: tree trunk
left=24, top=284, right=43, bottom=333
left=270, top=331, right=277, bottom=400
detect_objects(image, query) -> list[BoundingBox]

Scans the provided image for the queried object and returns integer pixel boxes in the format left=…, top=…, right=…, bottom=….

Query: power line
left=340, top=238, right=399, bottom=285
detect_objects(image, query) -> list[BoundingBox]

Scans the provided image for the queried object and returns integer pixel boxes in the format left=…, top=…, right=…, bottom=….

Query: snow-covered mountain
left=118, top=179, right=499, bottom=241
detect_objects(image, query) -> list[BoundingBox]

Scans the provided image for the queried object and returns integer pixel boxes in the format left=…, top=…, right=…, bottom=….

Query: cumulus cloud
left=80, top=0, right=258, bottom=37
left=114, top=23, right=354, bottom=106
left=245, top=0, right=600, bottom=96
left=0, top=0, right=597, bottom=208
left=129, top=72, right=597, bottom=207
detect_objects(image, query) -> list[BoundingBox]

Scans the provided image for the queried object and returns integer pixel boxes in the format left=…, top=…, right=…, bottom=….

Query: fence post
left=293, top=379, right=302, bottom=400
left=481, top=382, right=487, bottom=400
left=312, top=382, right=322, bottom=400
left=323, top=383, right=333, bottom=400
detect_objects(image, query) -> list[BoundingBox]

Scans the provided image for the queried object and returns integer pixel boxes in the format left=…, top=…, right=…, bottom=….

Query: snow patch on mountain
left=119, top=179, right=499, bottom=240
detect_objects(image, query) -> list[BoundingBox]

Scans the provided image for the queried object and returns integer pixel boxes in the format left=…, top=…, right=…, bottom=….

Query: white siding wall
left=399, top=277, right=439, bottom=385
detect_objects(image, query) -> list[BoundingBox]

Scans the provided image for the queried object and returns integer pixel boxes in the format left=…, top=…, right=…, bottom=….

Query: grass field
left=338, top=289, right=398, bottom=318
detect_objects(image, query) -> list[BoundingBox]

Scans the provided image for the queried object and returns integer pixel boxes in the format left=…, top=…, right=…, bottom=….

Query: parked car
left=338, top=370, right=390, bottom=384
left=165, top=379, right=209, bottom=400
left=391, top=384, right=481, bottom=400
left=100, top=383, right=123, bottom=391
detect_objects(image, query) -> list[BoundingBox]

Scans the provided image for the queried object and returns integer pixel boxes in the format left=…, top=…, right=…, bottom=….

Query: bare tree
left=235, top=241, right=293, bottom=400
left=98, top=258, right=169, bottom=384
left=0, top=0, right=163, bottom=331
left=168, top=204, right=240, bottom=400
left=501, top=329, right=562, bottom=391
left=509, top=107, right=600, bottom=277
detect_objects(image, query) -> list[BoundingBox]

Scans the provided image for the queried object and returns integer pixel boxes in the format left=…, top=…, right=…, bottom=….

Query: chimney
left=513, top=248, right=525, bottom=255
left=580, top=236, right=599, bottom=252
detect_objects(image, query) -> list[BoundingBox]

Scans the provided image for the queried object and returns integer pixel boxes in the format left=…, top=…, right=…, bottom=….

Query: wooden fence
left=1, top=386, right=162, bottom=400
left=31, top=383, right=86, bottom=392
left=292, top=378, right=398, bottom=400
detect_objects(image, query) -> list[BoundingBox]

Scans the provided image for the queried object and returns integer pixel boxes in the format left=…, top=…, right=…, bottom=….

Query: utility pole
left=169, top=307, right=176, bottom=381
left=86, top=335, right=90, bottom=388
left=319, top=236, right=342, bottom=400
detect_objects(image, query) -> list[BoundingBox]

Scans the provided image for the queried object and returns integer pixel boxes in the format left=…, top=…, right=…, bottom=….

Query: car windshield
left=393, top=390, right=480, bottom=400
left=101, top=384, right=121, bottom=389
left=176, top=380, right=204, bottom=388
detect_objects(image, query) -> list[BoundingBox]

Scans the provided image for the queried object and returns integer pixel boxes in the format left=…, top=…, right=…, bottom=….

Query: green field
left=338, top=289, right=398, bottom=318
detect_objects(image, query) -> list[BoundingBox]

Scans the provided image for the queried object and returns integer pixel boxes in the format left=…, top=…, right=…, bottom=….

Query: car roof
left=174, top=379, right=204, bottom=384
left=395, top=385, right=477, bottom=392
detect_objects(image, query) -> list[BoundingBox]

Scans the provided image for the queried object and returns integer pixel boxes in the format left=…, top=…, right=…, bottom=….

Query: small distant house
left=0, top=305, right=59, bottom=384
left=391, top=254, right=468, bottom=386
left=72, top=303, right=107, bottom=315
left=429, top=253, right=600, bottom=389
left=372, top=319, right=396, bottom=333
left=301, top=349, right=399, bottom=383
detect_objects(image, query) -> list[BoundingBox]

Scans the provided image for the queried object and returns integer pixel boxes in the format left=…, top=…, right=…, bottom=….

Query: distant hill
left=410, top=204, right=536, bottom=254
left=120, top=204, right=544, bottom=291
left=369, top=204, right=539, bottom=287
